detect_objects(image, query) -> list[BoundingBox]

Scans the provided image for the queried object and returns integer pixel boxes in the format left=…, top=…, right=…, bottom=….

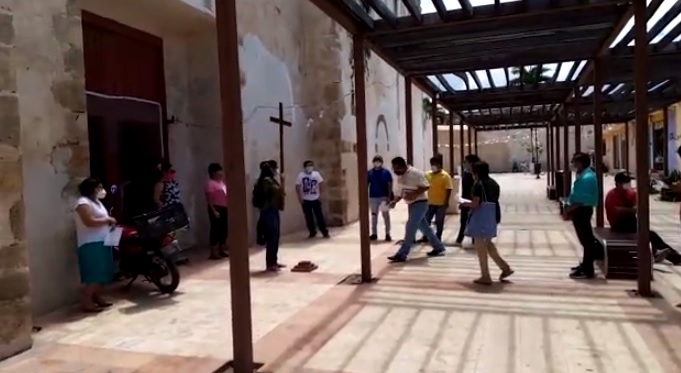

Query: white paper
left=459, top=197, right=472, bottom=204
left=104, top=227, right=123, bottom=247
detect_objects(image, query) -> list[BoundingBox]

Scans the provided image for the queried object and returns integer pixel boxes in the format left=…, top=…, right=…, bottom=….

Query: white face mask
left=373, top=162, right=382, bottom=168
left=431, top=166, right=441, bottom=172
left=305, top=166, right=314, bottom=173
left=96, top=190, right=107, bottom=200
left=621, top=183, right=631, bottom=190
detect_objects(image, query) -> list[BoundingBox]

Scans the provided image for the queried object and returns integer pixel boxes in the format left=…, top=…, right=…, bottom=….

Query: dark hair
left=303, top=160, right=313, bottom=167
left=267, top=160, right=278, bottom=169
left=372, top=155, right=383, bottom=163
left=464, top=154, right=480, bottom=163
left=79, top=178, right=102, bottom=197
left=391, top=156, right=407, bottom=167
left=259, top=162, right=274, bottom=180
left=430, top=156, right=442, bottom=166
left=471, top=161, right=490, bottom=179
left=677, top=145, right=681, bottom=158
left=208, top=163, right=223, bottom=177
left=572, top=152, right=591, bottom=168
left=614, top=171, right=632, bottom=184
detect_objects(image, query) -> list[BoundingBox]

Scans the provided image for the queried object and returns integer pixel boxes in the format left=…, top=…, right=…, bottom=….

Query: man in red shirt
left=605, top=172, right=680, bottom=264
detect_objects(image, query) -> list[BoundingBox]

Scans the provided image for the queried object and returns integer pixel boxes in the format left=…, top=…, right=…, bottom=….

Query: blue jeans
left=425, top=204, right=447, bottom=240
left=260, top=208, right=280, bottom=267
left=396, top=201, right=445, bottom=257
left=369, top=197, right=391, bottom=236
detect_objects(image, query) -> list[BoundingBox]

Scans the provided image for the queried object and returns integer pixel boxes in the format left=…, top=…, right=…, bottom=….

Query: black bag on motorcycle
left=131, top=203, right=189, bottom=239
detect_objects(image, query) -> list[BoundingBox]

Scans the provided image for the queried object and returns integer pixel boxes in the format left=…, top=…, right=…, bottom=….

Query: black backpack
left=252, top=181, right=265, bottom=209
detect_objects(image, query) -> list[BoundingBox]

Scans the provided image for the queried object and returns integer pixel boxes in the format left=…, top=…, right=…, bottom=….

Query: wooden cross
left=269, top=102, right=292, bottom=173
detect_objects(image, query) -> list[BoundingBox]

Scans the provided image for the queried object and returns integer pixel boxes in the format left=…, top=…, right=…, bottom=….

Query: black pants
left=571, top=206, right=603, bottom=274
left=613, top=217, right=681, bottom=265
left=425, top=204, right=447, bottom=240
left=302, top=199, right=328, bottom=236
left=456, top=206, right=470, bottom=243
left=209, top=205, right=228, bottom=247
left=256, top=213, right=266, bottom=245
left=260, top=208, right=281, bottom=267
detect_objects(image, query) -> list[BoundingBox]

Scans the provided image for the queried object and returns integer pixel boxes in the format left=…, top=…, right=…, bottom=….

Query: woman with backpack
left=253, top=162, right=286, bottom=271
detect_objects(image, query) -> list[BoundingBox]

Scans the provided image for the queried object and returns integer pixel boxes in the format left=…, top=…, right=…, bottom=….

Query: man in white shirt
left=296, top=160, right=329, bottom=238
left=388, top=157, right=446, bottom=262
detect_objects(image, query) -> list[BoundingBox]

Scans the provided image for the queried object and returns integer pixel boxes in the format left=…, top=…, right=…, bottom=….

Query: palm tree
left=422, top=98, right=447, bottom=123
left=509, top=66, right=551, bottom=86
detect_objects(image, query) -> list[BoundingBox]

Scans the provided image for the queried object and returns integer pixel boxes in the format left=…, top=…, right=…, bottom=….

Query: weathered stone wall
left=11, top=0, right=89, bottom=316
left=0, top=3, right=32, bottom=360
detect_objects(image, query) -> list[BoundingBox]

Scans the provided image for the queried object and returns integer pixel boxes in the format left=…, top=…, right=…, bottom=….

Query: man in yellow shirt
left=417, top=156, right=453, bottom=242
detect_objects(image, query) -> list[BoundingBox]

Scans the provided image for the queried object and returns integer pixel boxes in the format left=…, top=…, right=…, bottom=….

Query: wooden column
left=550, top=122, right=555, bottom=187
left=625, top=121, right=630, bottom=171
left=563, top=112, right=570, bottom=197
left=546, top=123, right=551, bottom=188
left=634, top=0, right=652, bottom=296
left=556, top=119, right=562, bottom=175
left=663, top=105, right=669, bottom=174
left=593, top=58, right=605, bottom=228
left=431, top=95, right=438, bottom=157
left=574, top=91, right=581, bottom=152
left=474, top=129, right=478, bottom=154
left=467, top=125, right=473, bottom=154
left=448, top=113, right=455, bottom=175
left=215, top=0, right=254, bottom=370
left=353, top=34, right=372, bottom=282
left=459, top=122, right=465, bottom=174
left=405, top=77, right=414, bottom=165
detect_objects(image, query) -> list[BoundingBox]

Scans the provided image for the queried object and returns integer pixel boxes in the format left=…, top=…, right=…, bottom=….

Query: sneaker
left=323, top=233, right=330, bottom=239
left=655, top=248, right=671, bottom=263
left=499, top=269, right=514, bottom=280
left=569, top=269, right=595, bottom=279
left=571, top=263, right=582, bottom=271
left=387, top=255, right=407, bottom=263
left=308, top=233, right=317, bottom=239
left=369, top=234, right=378, bottom=241
left=426, top=249, right=445, bottom=257
left=385, top=234, right=392, bottom=242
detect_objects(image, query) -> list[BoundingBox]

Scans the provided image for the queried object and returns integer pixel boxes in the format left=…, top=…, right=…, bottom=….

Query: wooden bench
left=593, top=227, right=651, bottom=280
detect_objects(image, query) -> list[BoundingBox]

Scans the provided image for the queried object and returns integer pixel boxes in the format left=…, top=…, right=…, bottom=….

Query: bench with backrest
left=593, top=227, right=651, bottom=280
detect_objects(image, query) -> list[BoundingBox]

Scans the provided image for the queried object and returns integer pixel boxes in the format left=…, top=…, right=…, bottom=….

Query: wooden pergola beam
left=400, top=0, right=423, bottom=23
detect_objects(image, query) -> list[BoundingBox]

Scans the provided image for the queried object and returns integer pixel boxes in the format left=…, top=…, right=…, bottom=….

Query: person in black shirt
left=455, top=154, right=479, bottom=246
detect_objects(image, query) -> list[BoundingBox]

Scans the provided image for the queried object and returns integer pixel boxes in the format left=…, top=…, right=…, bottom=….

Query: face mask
left=431, top=166, right=441, bottom=172
left=621, top=183, right=631, bottom=190
left=96, top=190, right=106, bottom=200
left=394, top=169, right=405, bottom=176
left=305, top=166, right=313, bottom=173
left=373, top=162, right=382, bottom=169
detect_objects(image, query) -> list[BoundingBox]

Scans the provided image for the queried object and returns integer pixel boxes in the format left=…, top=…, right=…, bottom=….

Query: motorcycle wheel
left=148, top=253, right=180, bottom=294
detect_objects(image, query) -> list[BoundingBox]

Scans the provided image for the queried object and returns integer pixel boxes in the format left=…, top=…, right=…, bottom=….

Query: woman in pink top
left=205, top=163, right=228, bottom=259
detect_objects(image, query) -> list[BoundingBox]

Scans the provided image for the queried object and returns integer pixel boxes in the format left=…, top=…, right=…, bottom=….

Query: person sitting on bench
left=605, top=172, right=681, bottom=265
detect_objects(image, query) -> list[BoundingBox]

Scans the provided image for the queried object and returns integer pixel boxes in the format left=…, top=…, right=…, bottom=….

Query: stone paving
left=3, top=173, right=681, bottom=372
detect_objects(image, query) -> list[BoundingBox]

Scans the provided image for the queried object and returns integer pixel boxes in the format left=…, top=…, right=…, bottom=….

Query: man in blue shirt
left=563, top=152, right=602, bottom=279
left=368, top=155, right=393, bottom=241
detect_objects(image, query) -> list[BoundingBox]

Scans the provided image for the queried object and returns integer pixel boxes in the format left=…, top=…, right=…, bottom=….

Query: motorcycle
left=113, top=204, right=188, bottom=294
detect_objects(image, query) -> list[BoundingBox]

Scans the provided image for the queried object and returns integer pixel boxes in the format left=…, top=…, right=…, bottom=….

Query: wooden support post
left=353, top=34, right=372, bottom=283
left=546, top=123, right=551, bottom=188
left=574, top=92, right=581, bottom=153
left=663, top=105, right=669, bottom=175
left=431, top=95, right=439, bottom=157
left=467, top=125, right=473, bottom=155
left=448, top=113, right=455, bottom=175
left=634, top=0, right=652, bottom=296
left=215, top=0, right=254, bottom=371
left=550, top=122, right=555, bottom=187
left=625, top=121, right=630, bottom=171
left=405, top=77, right=414, bottom=165
left=474, top=129, right=478, bottom=155
left=562, top=112, right=570, bottom=197
left=593, top=58, right=604, bottom=228
left=459, top=122, right=465, bottom=175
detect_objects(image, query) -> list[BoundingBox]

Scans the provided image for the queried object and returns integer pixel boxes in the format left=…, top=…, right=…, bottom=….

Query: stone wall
left=0, top=3, right=32, bottom=360
left=11, top=0, right=89, bottom=316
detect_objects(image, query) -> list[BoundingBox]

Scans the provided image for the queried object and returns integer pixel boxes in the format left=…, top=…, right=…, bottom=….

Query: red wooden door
left=82, top=12, right=167, bottom=219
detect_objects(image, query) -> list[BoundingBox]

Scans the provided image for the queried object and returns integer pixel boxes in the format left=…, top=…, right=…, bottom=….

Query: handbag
left=464, top=181, right=498, bottom=238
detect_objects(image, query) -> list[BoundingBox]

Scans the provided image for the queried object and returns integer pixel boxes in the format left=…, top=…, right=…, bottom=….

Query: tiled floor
left=3, top=173, right=681, bottom=372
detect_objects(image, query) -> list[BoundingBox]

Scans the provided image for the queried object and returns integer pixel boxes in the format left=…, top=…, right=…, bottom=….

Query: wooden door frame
left=81, top=10, right=170, bottom=160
